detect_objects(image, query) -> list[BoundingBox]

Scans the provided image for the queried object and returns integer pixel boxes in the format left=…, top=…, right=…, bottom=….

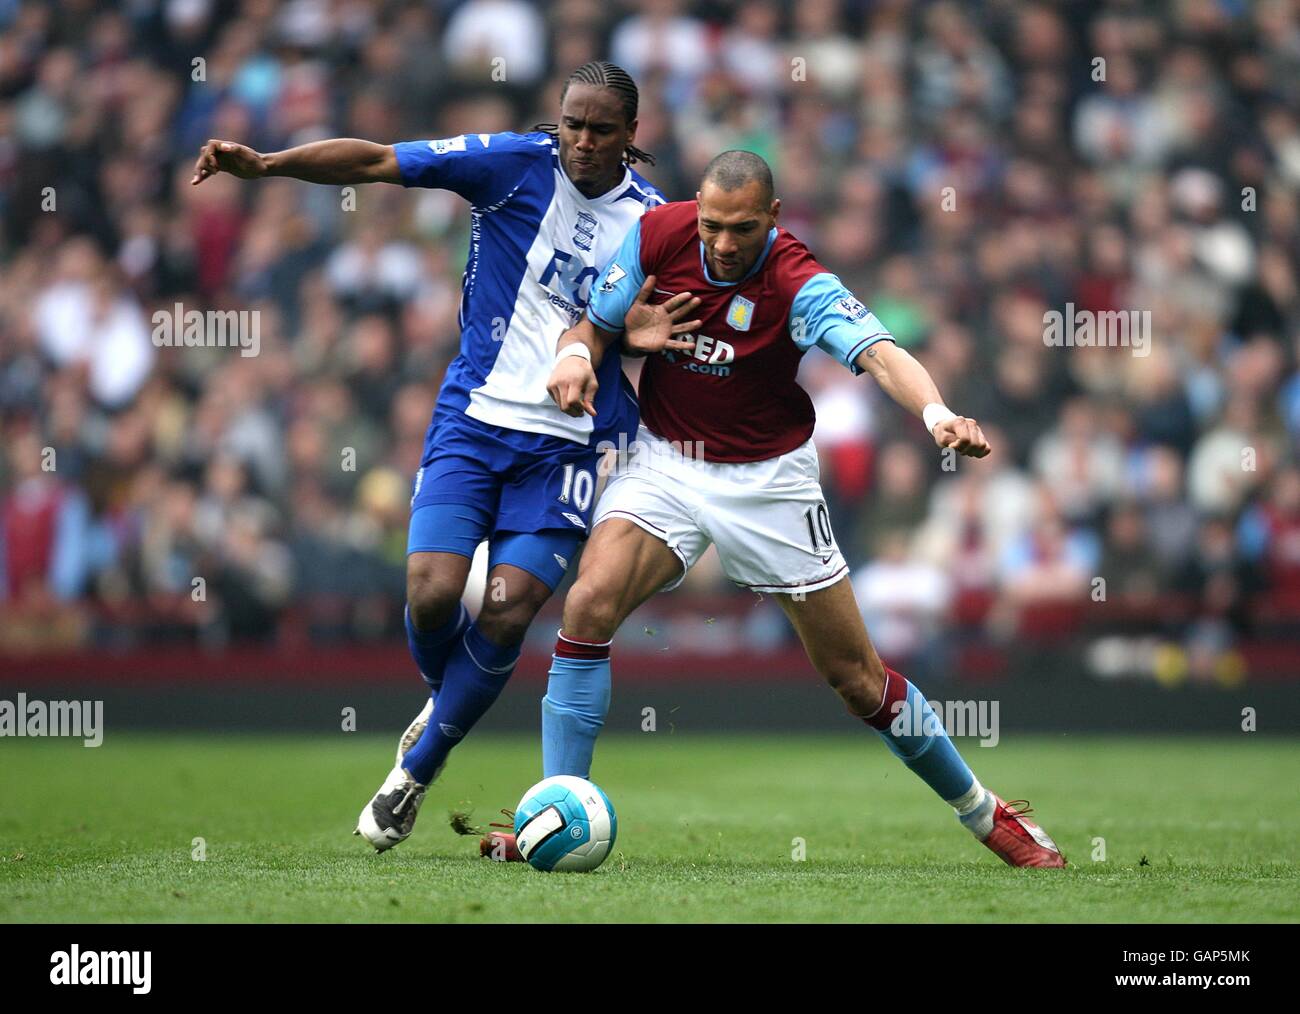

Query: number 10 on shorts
left=559, top=464, right=595, bottom=511
left=803, top=502, right=834, bottom=551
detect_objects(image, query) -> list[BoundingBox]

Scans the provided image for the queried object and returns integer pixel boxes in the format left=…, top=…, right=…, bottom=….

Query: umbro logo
left=562, top=512, right=587, bottom=528
left=553, top=553, right=569, bottom=570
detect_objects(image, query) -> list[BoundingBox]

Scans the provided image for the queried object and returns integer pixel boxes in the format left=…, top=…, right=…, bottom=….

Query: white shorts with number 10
left=593, top=424, right=848, bottom=594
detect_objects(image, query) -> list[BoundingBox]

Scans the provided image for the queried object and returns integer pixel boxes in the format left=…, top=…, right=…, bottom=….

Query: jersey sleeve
left=392, top=132, right=547, bottom=207
left=586, top=219, right=647, bottom=333
left=789, top=272, right=895, bottom=375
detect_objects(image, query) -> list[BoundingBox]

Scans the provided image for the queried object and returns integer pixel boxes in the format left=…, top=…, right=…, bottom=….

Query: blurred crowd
left=0, top=0, right=1298, bottom=679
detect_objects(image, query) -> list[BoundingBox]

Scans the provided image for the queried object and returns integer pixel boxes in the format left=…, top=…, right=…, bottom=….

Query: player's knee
left=561, top=579, right=621, bottom=642
left=475, top=596, right=542, bottom=648
left=405, top=560, right=463, bottom=631
left=823, top=655, right=885, bottom=716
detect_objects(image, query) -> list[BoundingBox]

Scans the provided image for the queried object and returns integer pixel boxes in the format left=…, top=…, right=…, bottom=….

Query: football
left=513, top=775, right=617, bottom=872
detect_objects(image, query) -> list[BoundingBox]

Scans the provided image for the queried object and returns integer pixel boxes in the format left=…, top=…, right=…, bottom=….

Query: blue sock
left=541, top=632, right=612, bottom=778
left=405, top=602, right=468, bottom=692
left=864, top=666, right=977, bottom=803
left=402, top=622, right=518, bottom=784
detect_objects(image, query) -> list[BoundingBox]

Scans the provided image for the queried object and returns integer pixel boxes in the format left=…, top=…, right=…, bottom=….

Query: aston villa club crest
left=726, top=294, right=755, bottom=331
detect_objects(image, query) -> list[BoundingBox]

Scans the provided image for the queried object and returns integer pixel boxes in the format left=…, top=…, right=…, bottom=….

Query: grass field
left=1, top=732, right=1297, bottom=923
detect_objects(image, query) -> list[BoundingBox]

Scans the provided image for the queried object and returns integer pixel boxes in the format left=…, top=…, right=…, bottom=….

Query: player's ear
left=770, top=197, right=781, bottom=223
left=625, top=117, right=637, bottom=146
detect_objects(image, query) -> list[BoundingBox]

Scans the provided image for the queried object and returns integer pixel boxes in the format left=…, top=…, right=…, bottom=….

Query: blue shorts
left=407, top=408, right=602, bottom=590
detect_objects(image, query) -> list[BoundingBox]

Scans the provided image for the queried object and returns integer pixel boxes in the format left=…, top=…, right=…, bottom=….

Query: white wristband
left=923, top=403, right=958, bottom=433
left=556, top=343, right=592, bottom=366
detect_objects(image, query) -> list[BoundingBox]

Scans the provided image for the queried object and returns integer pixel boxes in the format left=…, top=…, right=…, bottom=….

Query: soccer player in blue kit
left=192, top=62, right=671, bottom=852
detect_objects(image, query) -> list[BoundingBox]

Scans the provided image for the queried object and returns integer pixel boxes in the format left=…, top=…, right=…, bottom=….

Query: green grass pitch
left=1, top=732, right=1297, bottom=922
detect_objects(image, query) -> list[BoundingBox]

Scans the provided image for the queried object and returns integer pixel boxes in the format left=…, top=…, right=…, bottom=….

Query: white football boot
left=396, top=697, right=434, bottom=765
left=355, top=762, right=439, bottom=852
left=354, top=696, right=442, bottom=852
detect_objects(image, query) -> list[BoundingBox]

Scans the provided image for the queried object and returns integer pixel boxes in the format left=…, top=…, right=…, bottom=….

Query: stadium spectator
left=0, top=0, right=1294, bottom=675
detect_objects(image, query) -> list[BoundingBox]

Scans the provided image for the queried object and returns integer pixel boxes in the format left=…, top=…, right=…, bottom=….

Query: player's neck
left=569, top=169, right=623, bottom=200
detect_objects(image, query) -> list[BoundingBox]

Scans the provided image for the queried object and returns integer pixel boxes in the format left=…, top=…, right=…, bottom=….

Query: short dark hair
left=702, top=150, right=774, bottom=204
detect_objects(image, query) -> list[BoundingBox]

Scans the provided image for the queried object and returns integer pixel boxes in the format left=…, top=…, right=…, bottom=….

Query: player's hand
left=192, top=139, right=267, bottom=185
left=548, top=355, right=599, bottom=417
left=932, top=416, right=991, bottom=458
left=622, top=275, right=701, bottom=355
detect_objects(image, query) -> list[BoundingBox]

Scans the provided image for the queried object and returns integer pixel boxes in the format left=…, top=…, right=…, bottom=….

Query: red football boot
left=480, top=830, right=524, bottom=862
left=980, top=796, right=1066, bottom=868
left=478, top=809, right=525, bottom=862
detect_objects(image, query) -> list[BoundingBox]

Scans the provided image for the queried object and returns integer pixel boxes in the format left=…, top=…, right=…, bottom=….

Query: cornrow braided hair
left=533, top=60, right=656, bottom=166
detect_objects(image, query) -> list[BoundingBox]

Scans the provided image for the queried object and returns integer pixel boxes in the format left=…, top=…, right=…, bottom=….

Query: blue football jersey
left=394, top=132, right=665, bottom=449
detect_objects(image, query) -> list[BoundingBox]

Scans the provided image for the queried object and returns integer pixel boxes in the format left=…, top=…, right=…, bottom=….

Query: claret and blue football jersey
left=587, top=200, right=895, bottom=463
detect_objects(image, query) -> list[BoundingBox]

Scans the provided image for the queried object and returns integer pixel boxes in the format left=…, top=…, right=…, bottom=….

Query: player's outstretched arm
left=191, top=138, right=400, bottom=186
left=855, top=341, right=991, bottom=458
left=548, top=317, right=620, bottom=418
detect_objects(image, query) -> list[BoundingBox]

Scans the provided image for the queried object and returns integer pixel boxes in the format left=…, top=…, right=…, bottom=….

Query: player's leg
left=776, top=579, right=1064, bottom=867
left=355, top=425, right=499, bottom=851
left=390, top=549, right=475, bottom=764
left=775, top=578, right=982, bottom=805
left=392, top=504, right=494, bottom=758
left=404, top=550, right=472, bottom=689
left=400, top=549, right=561, bottom=788
left=707, top=438, right=1065, bottom=867
left=479, top=516, right=686, bottom=861
left=356, top=534, right=488, bottom=852
left=470, top=434, right=702, bottom=781
left=403, top=435, right=628, bottom=792
left=402, top=421, right=504, bottom=699
left=542, top=517, right=685, bottom=778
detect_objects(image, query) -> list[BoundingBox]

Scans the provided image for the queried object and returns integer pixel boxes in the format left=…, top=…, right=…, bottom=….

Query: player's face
left=558, top=84, right=635, bottom=199
left=696, top=180, right=779, bottom=282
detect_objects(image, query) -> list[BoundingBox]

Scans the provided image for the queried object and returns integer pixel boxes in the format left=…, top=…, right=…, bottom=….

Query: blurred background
left=1, top=0, right=1298, bottom=733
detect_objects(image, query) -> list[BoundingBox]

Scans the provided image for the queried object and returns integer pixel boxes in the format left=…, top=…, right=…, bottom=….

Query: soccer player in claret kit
left=530, top=151, right=1066, bottom=868
left=191, top=62, right=666, bottom=853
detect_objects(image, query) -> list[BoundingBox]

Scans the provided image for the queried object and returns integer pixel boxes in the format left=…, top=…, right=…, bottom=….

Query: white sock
left=948, top=779, right=996, bottom=839
left=948, top=779, right=986, bottom=814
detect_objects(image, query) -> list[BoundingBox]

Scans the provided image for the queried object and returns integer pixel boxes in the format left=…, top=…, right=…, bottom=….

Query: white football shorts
left=592, top=424, right=849, bottom=594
